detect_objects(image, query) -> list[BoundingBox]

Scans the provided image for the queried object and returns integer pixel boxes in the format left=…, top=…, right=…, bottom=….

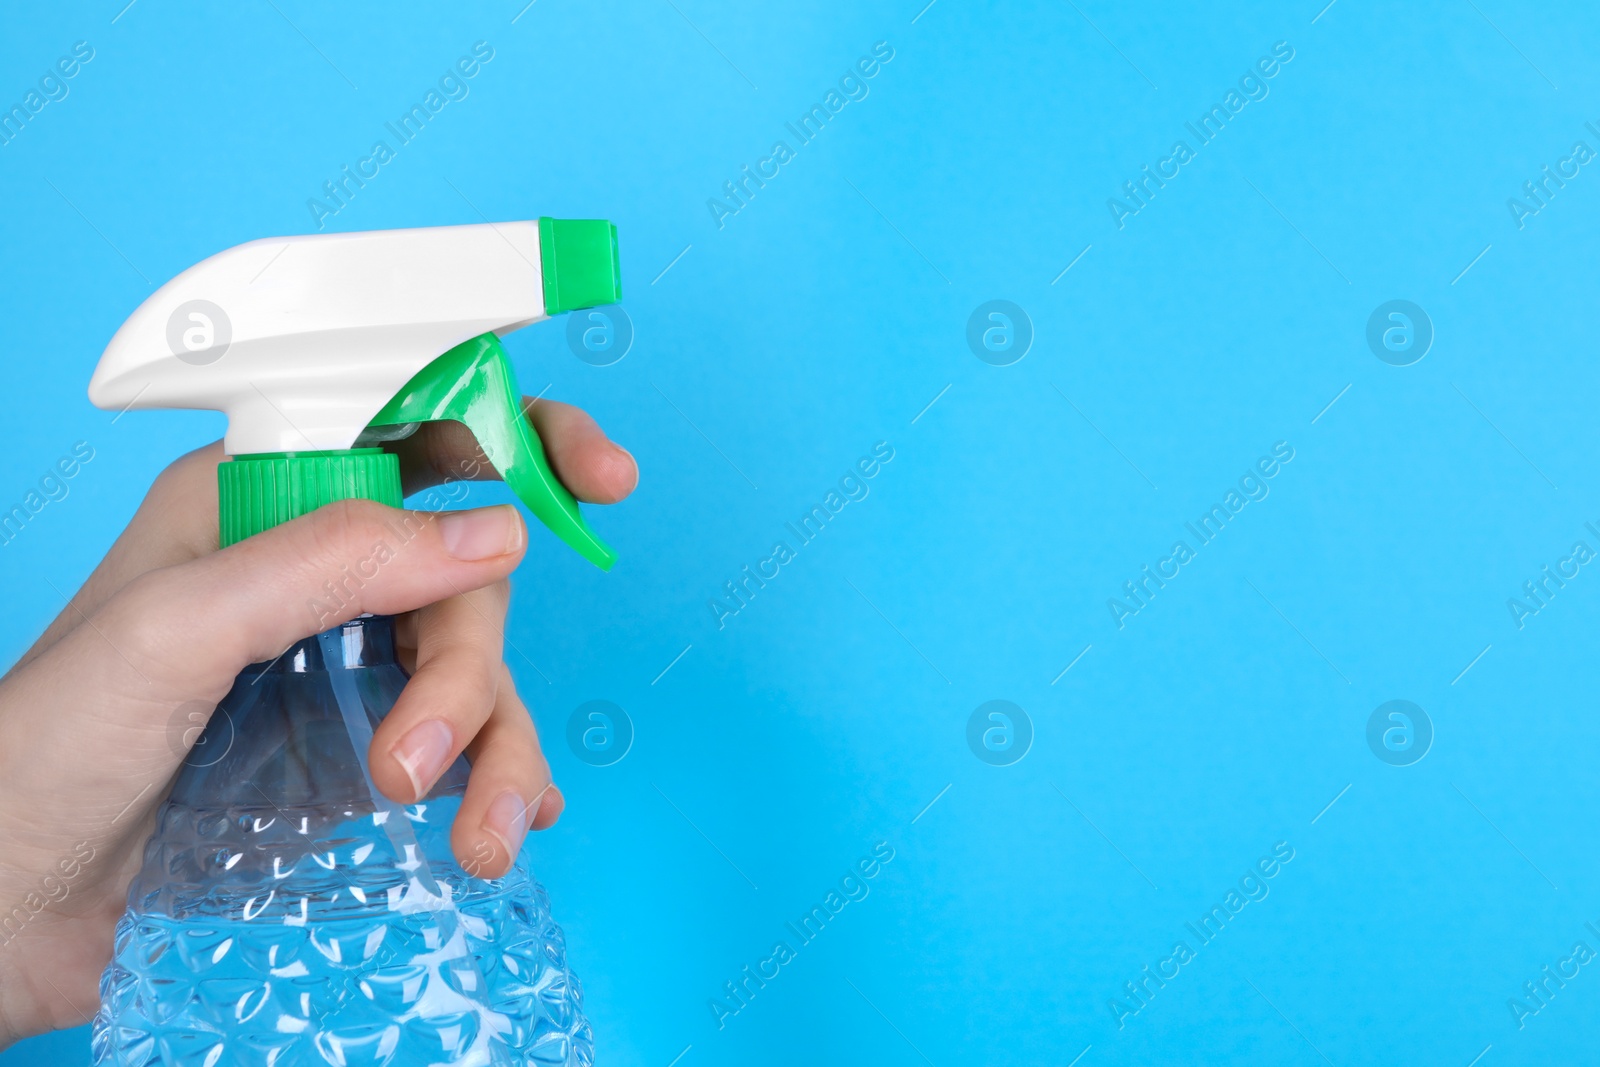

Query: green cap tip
left=539, top=217, right=621, bottom=314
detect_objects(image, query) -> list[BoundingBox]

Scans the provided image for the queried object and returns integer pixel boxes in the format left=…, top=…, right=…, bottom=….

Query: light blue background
left=2, top=0, right=1597, bottom=1063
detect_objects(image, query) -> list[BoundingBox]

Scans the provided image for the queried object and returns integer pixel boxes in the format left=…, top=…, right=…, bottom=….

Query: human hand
left=0, top=399, right=636, bottom=1045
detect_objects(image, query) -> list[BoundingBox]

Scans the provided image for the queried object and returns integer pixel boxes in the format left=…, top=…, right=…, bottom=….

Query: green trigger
left=368, top=333, right=616, bottom=571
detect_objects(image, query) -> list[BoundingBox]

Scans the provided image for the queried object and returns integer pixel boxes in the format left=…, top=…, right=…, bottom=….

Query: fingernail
left=392, top=720, right=454, bottom=796
left=439, top=506, right=523, bottom=560
left=486, top=789, right=531, bottom=861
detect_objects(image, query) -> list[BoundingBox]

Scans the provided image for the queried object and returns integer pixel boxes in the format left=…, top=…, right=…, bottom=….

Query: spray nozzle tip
left=540, top=218, right=621, bottom=314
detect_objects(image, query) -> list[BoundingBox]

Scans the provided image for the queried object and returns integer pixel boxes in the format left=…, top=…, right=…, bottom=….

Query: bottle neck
left=168, top=615, right=433, bottom=812
left=249, top=615, right=399, bottom=675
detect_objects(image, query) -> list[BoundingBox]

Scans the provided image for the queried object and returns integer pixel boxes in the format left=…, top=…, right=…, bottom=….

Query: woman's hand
left=0, top=399, right=636, bottom=1046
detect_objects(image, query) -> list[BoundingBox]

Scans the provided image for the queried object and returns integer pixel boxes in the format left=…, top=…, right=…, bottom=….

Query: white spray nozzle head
left=90, top=221, right=567, bottom=455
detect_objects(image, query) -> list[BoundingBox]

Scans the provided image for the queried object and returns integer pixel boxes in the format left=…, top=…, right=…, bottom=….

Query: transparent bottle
left=92, top=615, right=592, bottom=1067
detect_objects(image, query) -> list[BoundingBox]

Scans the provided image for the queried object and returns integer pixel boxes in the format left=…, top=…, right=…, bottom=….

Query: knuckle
left=101, top=571, right=180, bottom=656
left=304, top=499, right=391, bottom=557
left=148, top=444, right=220, bottom=501
left=456, top=666, right=500, bottom=718
left=476, top=578, right=512, bottom=614
left=421, top=593, right=508, bottom=654
left=96, top=571, right=232, bottom=691
left=524, top=751, right=553, bottom=792
left=269, top=500, right=408, bottom=625
left=136, top=446, right=225, bottom=548
left=497, top=699, right=549, bottom=774
left=297, top=500, right=403, bottom=581
left=426, top=652, right=499, bottom=720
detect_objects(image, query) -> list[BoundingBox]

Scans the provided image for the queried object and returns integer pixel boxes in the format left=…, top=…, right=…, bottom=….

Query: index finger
left=391, top=397, right=638, bottom=505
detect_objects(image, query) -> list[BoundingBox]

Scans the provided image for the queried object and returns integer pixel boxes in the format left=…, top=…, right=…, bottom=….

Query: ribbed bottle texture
left=91, top=617, right=593, bottom=1066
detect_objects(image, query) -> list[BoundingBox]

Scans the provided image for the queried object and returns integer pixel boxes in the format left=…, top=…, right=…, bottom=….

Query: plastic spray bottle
left=84, top=218, right=621, bottom=1066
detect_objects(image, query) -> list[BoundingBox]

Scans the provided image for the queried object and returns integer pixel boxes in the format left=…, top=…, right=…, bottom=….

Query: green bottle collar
left=218, top=449, right=400, bottom=548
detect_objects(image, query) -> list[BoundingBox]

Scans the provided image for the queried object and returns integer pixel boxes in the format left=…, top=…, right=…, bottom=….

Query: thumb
left=0, top=499, right=525, bottom=864
left=99, top=498, right=526, bottom=695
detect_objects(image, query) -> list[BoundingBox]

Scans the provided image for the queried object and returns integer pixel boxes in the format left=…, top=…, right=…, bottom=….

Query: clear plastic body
left=91, top=616, right=592, bottom=1067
